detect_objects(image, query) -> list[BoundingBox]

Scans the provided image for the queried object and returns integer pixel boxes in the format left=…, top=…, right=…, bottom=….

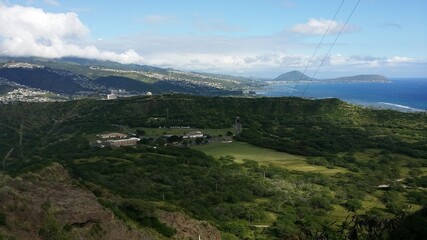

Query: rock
left=0, top=163, right=154, bottom=240
left=157, top=210, right=221, bottom=240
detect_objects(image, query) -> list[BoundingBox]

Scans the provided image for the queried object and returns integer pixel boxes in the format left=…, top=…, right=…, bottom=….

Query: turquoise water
left=259, top=79, right=427, bottom=112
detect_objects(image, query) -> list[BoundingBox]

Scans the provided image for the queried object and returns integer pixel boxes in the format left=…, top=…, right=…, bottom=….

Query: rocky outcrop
left=157, top=210, right=221, bottom=240
left=0, top=163, right=154, bottom=240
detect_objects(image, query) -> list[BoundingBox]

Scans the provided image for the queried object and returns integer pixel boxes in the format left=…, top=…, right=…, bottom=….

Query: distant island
left=271, top=70, right=390, bottom=83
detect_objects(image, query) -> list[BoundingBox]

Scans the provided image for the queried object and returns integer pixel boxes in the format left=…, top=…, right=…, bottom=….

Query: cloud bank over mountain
left=0, top=4, right=143, bottom=63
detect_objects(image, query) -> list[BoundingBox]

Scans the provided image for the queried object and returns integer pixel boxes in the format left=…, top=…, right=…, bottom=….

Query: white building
left=97, top=132, right=128, bottom=139
left=183, top=131, right=204, bottom=139
left=107, top=93, right=117, bottom=100
left=107, top=137, right=140, bottom=147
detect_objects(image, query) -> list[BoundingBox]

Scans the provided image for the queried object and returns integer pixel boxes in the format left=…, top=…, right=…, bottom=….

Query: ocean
left=258, top=78, right=427, bottom=112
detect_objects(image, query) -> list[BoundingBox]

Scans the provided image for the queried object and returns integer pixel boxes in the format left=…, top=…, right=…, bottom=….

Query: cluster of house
left=93, top=132, right=140, bottom=148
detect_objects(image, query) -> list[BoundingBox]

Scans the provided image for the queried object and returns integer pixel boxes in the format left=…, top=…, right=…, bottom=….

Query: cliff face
left=157, top=210, right=221, bottom=240
left=0, top=163, right=222, bottom=240
left=0, top=163, right=154, bottom=240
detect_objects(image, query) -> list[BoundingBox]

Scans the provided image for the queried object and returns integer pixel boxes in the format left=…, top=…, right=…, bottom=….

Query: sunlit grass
left=194, top=141, right=347, bottom=175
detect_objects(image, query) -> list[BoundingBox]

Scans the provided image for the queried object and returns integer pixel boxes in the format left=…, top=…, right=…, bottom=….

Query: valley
left=0, top=95, right=426, bottom=239
left=1, top=1, right=426, bottom=239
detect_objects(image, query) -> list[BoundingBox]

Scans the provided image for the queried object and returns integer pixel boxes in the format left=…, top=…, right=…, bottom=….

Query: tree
left=343, top=199, right=362, bottom=212
left=195, top=137, right=204, bottom=145
left=136, top=129, right=146, bottom=136
left=167, top=135, right=181, bottom=143
left=154, top=137, right=166, bottom=145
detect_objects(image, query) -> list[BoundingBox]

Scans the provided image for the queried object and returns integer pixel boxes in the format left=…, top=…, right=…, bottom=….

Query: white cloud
left=0, top=5, right=89, bottom=39
left=386, top=56, right=415, bottom=64
left=0, top=5, right=143, bottom=63
left=140, top=51, right=311, bottom=76
left=290, top=18, right=358, bottom=35
left=96, top=31, right=425, bottom=77
left=322, top=54, right=420, bottom=70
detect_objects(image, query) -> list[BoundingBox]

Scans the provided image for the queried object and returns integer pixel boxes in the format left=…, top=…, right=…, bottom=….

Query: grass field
left=194, top=141, right=347, bottom=175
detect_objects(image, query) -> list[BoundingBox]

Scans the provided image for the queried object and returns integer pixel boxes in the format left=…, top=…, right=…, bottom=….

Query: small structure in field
left=183, top=131, right=204, bottom=139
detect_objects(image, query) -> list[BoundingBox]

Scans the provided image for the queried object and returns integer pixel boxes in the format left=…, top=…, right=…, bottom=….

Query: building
left=106, top=137, right=140, bottom=147
left=183, top=131, right=204, bottom=139
left=97, top=132, right=128, bottom=139
left=107, top=93, right=117, bottom=100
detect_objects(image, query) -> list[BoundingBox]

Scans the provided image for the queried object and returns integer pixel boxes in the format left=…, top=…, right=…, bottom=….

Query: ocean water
left=258, top=79, right=427, bottom=112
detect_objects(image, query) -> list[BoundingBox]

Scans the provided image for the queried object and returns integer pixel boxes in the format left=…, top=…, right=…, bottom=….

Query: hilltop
left=273, top=70, right=390, bottom=83
left=274, top=70, right=312, bottom=81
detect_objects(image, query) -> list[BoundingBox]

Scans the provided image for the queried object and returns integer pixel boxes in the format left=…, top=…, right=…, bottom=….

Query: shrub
left=343, top=199, right=362, bottom=212
left=0, top=212, right=6, bottom=226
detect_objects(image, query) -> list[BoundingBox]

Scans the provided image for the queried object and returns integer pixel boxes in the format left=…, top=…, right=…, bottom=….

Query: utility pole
left=235, top=117, right=241, bottom=134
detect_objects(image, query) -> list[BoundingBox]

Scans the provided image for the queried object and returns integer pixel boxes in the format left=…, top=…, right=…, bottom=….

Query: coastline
left=257, top=79, right=427, bottom=112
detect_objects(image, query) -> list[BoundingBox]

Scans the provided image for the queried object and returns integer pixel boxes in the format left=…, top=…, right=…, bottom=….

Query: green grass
left=328, top=194, right=392, bottom=226
left=361, top=195, right=386, bottom=211
left=252, top=211, right=277, bottom=227
left=194, top=141, right=347, bottom=175
left=329, top=205, right=350, bottom=223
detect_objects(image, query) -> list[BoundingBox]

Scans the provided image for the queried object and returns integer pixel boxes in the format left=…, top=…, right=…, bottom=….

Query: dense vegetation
left=0, top=95, right=426, bottom=239
left=94, top=75, right=243, bottom=95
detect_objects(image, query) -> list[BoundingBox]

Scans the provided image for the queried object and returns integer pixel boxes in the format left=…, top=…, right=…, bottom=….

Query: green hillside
left=0, top=95, right=426, bottom=239
left=0, top=57, right=261, bottom=96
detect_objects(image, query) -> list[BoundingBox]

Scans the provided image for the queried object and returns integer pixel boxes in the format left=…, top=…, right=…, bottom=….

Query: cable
left=290, top=0, right=346, bottom=96
left=300, top=0, right=361, bottom=97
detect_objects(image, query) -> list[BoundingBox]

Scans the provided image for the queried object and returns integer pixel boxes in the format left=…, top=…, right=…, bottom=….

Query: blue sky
left=0, top=0, right=426, bottom=78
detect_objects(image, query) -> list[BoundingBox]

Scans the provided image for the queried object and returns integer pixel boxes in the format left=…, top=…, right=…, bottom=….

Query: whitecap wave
left=378, top=102, right=423, bottom=112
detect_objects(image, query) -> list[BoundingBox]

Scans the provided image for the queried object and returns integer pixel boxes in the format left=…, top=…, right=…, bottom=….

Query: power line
left=300, top=0, right=361, bottom=97
left=290, top=0, right=346, bottom=96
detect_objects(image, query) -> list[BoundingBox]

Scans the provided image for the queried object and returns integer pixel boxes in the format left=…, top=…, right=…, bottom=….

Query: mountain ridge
left=0, top=57, right=254, bottom=98
left=273, top=70, right=390, bottom=83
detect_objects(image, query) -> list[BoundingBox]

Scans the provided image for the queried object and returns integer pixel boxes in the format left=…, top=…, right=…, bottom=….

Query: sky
left=0, top=0, right=426, bottom=78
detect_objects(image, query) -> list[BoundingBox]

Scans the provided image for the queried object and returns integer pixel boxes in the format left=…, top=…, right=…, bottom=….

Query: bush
left=407, top=191, right=427, bottom=205
left=343, top=199, right=362, bottom=212
left=221, top=221, right=247, bottom=239
left=0, top=212, right=6, bottom=226
left=118, top=200, right=176, bottom=237
left=309, top=196, right=333, bottom=211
